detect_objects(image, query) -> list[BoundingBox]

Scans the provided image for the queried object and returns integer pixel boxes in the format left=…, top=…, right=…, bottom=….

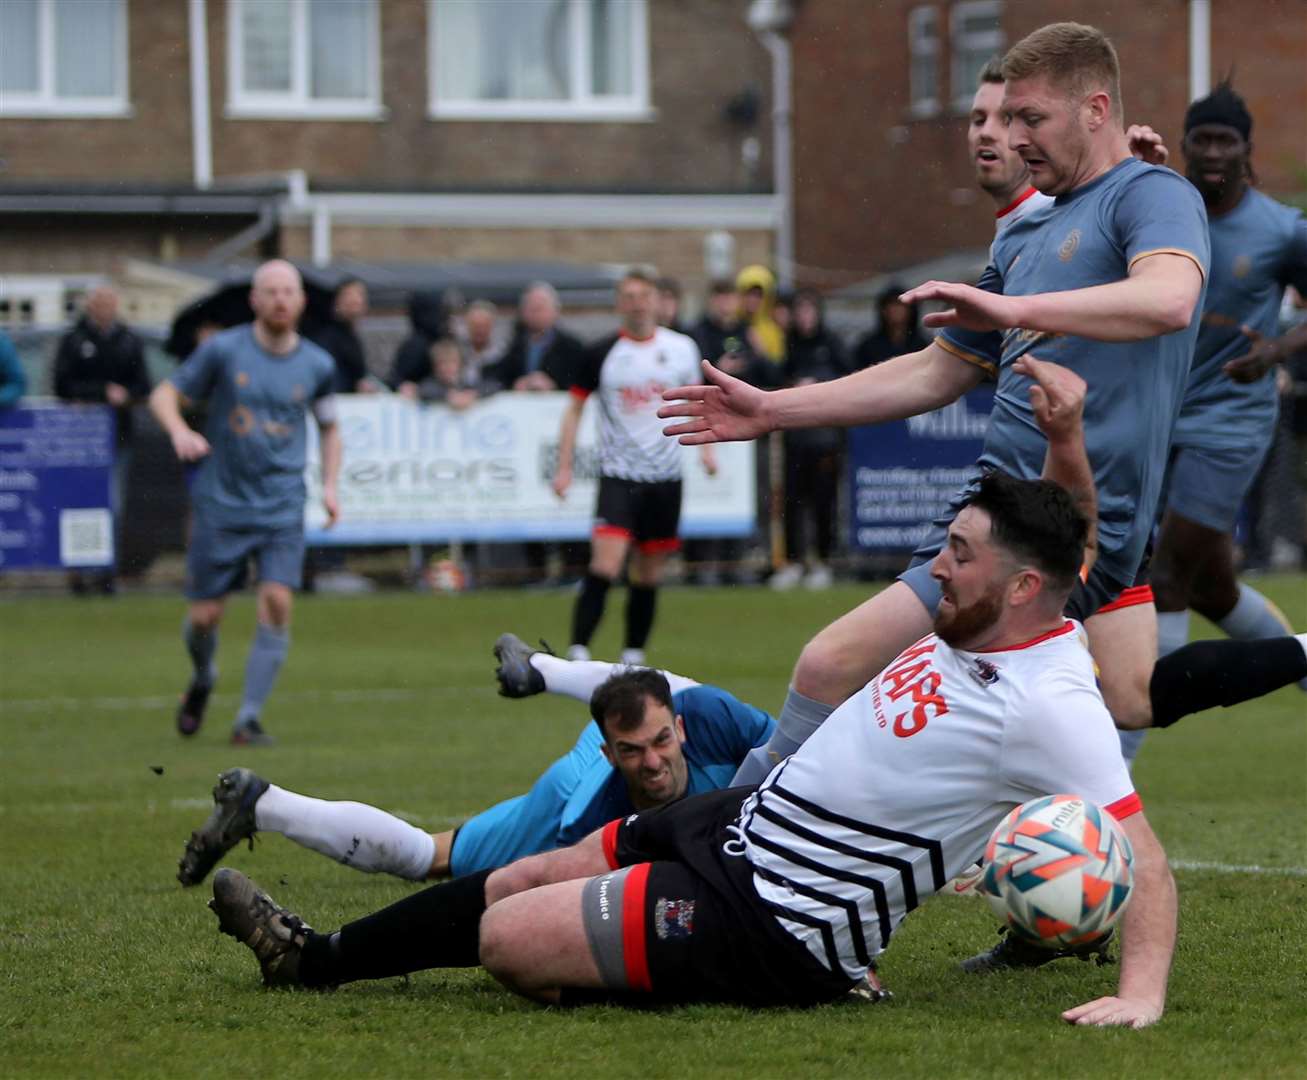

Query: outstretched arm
left=1063, top=810, right=1175, bottom=1028
left=1020, top=356, right=1098, bottom=572
left=659, top=342, right=986, bottom=445
left=904, top=253, right=1203, bottom=343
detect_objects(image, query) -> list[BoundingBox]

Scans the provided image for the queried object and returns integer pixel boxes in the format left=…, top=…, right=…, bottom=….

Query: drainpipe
left=1189, top=0, right=1211, bottom=101
left=748, top=0, right=796, bottom=290
left=188, top=0, right=212, bottom=189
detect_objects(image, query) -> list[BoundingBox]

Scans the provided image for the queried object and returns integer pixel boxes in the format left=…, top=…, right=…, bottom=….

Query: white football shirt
left=737, top=619, right=1139, bottom=981
left=994, top=186, right=1055, bottom=234
left=571, top=327, right=704, bottom=482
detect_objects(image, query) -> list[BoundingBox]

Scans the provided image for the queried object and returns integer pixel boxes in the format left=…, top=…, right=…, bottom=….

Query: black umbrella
left=165, top=271, right=337, bottom=359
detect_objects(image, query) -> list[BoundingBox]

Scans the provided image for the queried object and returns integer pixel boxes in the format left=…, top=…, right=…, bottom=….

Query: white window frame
left=907, top=5, right=941, bottom=118
left=428, top=0, right=652, bottom=122
left=950, top=0, right=1004, bottom=112
left=226, top=0, right=384, bottom=120
left=0, top=0, right=130, bottom=118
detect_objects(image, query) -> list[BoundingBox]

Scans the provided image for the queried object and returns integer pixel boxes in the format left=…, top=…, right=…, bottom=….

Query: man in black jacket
left=53, top=285, right=151, bottom=591
left=485, top=283, right=584, bottom=392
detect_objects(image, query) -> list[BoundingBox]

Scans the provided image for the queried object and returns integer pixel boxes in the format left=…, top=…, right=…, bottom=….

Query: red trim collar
left=995, top=186, right=1039, bottom=220
left=974, top=619, right=1076, bottom=653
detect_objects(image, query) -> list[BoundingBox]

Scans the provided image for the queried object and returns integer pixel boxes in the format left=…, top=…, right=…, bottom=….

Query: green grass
left=2, top=577, right=1306, bottom=1079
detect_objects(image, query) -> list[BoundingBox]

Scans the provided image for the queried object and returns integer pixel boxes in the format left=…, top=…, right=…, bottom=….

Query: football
left=979, top=794, right=1135, bottom=949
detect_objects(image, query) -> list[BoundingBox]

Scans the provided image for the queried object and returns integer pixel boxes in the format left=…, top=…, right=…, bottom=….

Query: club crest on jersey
left=1058, top=229, right=1081, bottom=262
left=653, top=897, right=696, bottom=940
left=1232, top=254, right=1252, bottom=279
left=967, top=657, right=1001, bottom=687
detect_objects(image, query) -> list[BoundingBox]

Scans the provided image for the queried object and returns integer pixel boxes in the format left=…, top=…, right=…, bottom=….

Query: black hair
left=1184, top=79, right=1252, bottom=141
left=656, top=276, right=682, bottom=299
left=589, top=669, right=673, bottom=739
left=963, top=471, right=1087, bottom=592
left=335, top=276, right=364, bottom=293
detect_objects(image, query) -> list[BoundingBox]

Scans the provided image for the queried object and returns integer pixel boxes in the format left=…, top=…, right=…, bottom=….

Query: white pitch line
left=0, top=685, right=473, bottom=713
left=1170, top=859, right=1307, bottom=878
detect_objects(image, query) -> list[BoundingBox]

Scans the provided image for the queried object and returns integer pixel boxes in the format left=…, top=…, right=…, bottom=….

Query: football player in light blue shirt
left=660, top=25, right=1208, bottom=813
left=1120, top=84, right=1307, bottom=764
left=150, top=260, right=341, bottom=746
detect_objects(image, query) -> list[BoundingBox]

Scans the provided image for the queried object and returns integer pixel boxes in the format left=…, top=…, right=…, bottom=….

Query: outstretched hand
left=1014, top=355, right=1086, bottom=442
left=658, top=360, right=773, bottom=445
left=1062, top=994, right=1163, bottom=1029
left=900, top=281, right=1019, bottom=333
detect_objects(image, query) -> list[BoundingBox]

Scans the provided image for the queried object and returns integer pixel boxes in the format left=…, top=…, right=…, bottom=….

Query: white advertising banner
left=303, top=393, right=755, bottom=544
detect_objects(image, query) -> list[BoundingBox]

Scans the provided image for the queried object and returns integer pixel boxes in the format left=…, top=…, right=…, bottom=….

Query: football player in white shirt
left=553, top=269, right=714, bottom=666
left=208, top=359, right=1176, bottom=1030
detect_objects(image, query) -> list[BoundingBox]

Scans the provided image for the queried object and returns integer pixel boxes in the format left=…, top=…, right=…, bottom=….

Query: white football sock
left=530, top=654, right=700, bottom=701
left=254, top=784, right=435, bottom=881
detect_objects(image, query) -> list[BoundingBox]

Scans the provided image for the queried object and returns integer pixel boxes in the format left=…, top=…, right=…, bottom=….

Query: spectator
left=390, top=291, right=450, bottom=396
left=485, top=282, right=584, bottom=392
left=656, top=276, right=687, bottom=334
left=459, top=299, right=506, bottom=381
left=53, top=285, right=151, bottom=592
left=690, top=281, right=744, bottom=364
left=772, top=289, right=851, bottom=592
left=417, top=337, right=497, bottom=410
left=308, top=277, right=377, bottom=394
left=0, top=330, right=26, bottom=407
left=687, top=282, right=773, bottom=584
left=853, top=282, right=930, bottom=369
left=735, top=264, right=785, bottom=364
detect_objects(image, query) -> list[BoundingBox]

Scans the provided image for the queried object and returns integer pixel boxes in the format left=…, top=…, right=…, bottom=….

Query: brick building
left=0, top=0, right=780, bottom=327
left=787, top=0, right=1307, bottom=289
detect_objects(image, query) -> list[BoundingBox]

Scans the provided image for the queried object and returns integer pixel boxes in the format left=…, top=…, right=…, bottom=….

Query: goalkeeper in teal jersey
left=176, top=640, right=774, bottom=886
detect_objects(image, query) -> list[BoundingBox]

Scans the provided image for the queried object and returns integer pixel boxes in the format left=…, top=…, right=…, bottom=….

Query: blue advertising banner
left=0, top=403, right=115, bottom=571
left=847, top=387, right=994, bottom=552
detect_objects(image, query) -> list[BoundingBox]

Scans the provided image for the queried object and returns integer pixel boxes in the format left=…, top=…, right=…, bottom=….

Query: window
left=227, top=0, right=381, bottom=118
left=429, top=0, right=650, bottom=120
left=907, top=6, right=940, bottom=117
left=950, top=1, right=1003, bottom=110
left=0, top=0, right=128, bottom=116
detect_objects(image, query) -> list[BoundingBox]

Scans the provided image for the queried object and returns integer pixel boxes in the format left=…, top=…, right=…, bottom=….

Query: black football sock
left=298, top=869, right=492, bottom=987
left=624, top=585, right=658, bottom=650
left=570, top=573, right=611, bottom=648
left=1149, top=636, right=1307, bottom=728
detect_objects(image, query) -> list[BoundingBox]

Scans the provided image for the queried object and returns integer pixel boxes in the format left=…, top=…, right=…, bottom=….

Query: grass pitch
left=2, top=576, right=1305, bottom=1079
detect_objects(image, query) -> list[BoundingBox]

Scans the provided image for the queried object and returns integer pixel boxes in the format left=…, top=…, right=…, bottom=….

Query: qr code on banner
left=60, top=508, right=114, bottom=567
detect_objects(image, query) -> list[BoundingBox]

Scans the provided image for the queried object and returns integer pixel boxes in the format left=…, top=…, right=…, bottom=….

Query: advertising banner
left=304, top=393, right=755, bottom=544
left=847, top=387, right=995, bottom=552
left=0, top=403, right=115, bottom=571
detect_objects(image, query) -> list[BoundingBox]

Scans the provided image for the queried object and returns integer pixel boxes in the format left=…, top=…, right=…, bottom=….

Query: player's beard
left=934, top=581, right=1006, bottom=648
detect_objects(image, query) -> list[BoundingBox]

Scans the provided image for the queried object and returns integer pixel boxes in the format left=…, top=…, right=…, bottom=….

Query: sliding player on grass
left=207, top=465, right=1176, bottom=1028
left=176, top=650, right=772, bottom=886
